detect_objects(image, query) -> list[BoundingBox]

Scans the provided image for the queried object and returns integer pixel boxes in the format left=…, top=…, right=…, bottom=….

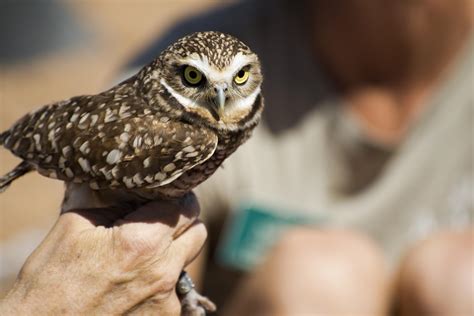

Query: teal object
left=217, top=204, right=323, bottom=271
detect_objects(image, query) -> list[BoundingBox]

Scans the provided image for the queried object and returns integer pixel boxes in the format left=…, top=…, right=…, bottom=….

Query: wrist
left=0, top=280, right=58, bottom=315
left=1, top=284, right=33, bottom=315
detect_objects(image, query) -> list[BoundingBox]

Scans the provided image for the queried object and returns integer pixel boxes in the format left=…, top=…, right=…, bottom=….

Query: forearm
left=1, top=282, right=50, bottom=315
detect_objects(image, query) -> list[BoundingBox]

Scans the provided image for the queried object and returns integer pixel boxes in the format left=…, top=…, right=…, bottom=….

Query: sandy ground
left=0, top=0, right=222, bottom=294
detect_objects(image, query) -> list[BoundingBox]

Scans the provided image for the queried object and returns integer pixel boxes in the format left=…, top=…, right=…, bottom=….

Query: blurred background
left=1, top=0, right=472, bottom=313
left=0, top=0, right=225, bottom=295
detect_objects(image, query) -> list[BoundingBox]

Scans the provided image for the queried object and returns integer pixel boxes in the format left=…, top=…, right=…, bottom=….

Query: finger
left=59, top=192, right=200, bottom=234
left=170, top=221, right=208, bottom=267
left=127, top=291, right=181, bottom=316
left=60, top=207, right=131, bottom=231
left=127, top=222, right=207, bottom=312
left=55, top=211, right=108, bottom=234
left=123, top=192, right=199, bottom=225
left=116, top=192, right=201, bottom=241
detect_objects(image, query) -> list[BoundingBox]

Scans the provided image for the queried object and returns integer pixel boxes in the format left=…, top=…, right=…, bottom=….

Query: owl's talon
left=178, top=271, right=216, bottom=315
left=180, top=288, right=217, bottom=316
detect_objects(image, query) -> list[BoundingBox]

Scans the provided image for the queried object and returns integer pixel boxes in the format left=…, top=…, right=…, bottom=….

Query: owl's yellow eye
left=234, top=69, right=250, bottom=85
left=183, top=66, right=203, bottom=85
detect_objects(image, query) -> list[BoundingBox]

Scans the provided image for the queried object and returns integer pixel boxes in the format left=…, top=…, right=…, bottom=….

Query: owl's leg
left=177, top=271, right=216, bottom=316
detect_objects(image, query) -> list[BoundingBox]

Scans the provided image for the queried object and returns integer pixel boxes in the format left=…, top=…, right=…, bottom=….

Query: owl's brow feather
left=231, top=87, right=246, bottom=99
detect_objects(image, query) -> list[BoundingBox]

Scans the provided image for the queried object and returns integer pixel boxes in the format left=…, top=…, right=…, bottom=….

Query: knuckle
left=115, top=228, right=154, bottom=254
left=154, top=274, right=178, bottom=296
left=17, top=263, right=33, bottom=281
left=128, top=292, right=181, bottom=316
left=113, top=228, right=160, bottom=266
left=158, top=293, right=181, bottom=316
left=57, top=212, right=78, bottom=231
left=192, top=222, right=208, bottom=246
left=168, top=297, right=182, bottom=316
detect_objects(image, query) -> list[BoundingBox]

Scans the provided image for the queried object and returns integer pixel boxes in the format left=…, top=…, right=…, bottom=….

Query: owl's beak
left=213, top=83, right=227, bottom=116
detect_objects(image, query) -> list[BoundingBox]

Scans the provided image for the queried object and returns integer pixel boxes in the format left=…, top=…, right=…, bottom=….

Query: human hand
left=0, top=193, right=206, bottom=315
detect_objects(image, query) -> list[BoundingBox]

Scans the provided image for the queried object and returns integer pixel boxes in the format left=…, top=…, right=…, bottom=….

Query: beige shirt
left=197, top=39, right=473, bottom=262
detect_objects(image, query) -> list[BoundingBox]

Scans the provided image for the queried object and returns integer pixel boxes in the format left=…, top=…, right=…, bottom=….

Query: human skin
left=221, top=0, right=474, bottom=314
left=0, top=193, right=207, bottom=315
left=309, top=0, right=474, bottom=144
left=224, top=229, right=473, bottom=316
left=395, top=230, right=474, bottom=315
left=223, top=229, right=391, bottom=316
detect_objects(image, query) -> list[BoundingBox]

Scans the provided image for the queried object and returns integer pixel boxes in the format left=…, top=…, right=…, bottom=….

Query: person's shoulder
left=229, top=104, right=337, bottom=169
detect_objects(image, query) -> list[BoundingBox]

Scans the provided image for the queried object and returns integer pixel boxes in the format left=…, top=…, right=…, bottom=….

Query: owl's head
left=150, top=32, right=263, bottom=132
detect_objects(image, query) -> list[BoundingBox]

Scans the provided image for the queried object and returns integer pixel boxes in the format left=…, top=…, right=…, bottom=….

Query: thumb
left=116, top=192, right=201, bottom=240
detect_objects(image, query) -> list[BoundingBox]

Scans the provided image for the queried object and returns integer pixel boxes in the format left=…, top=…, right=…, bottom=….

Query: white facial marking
left=184, top=52, right=250, bottom=82
left=161, top=79, right=197, bottom=109
left=227, top=86, right=260, bottom=112
left=162, top=52, right=257, bottom=110
left=161, top=52, right=261, bottom=132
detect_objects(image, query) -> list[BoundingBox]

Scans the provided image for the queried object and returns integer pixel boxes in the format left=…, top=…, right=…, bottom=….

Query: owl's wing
left=3, top=93, right=218, bottom=190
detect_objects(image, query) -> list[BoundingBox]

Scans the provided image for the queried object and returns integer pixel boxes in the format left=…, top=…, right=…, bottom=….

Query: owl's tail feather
left=0, top=161, right=34, bottom=193
left=0, top=131, right=7, bottom=146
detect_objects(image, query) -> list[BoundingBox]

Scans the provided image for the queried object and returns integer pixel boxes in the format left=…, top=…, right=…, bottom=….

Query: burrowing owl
left=0, top=31, right=263, bottom=315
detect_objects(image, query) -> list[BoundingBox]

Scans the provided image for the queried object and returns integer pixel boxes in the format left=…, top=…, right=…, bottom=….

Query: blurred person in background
left=124, top=0, right=473, bottom=314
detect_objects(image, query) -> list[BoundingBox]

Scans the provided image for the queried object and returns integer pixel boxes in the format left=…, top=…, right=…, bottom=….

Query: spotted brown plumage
left=0, top=31, right=263, bottom=199
left=2, top=94, right=219, bottom=192
left=0, top=31, right=263, bottom=315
